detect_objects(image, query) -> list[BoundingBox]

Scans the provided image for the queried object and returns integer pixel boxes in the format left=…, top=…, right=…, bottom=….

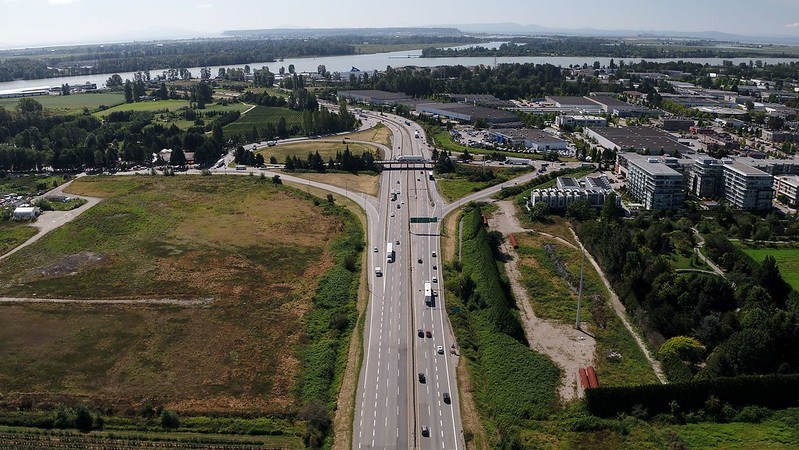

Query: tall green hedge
left=586, top=374, right=799, bottom=417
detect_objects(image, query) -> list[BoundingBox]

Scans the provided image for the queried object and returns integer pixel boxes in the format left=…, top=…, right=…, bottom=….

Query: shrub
left=160, top=410, right=180, bottom=429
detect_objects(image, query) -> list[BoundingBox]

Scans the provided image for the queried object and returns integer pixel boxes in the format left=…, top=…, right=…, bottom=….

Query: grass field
left=290, top=172, right=380, bottom=196
left=343, top=123, right=393, bottom=148
left=260, top=140, right=383, bottom=162
left=0, top=222, right=37, bottom=256
left=740, top=246, right=799, bottom=290
left=515, top=231, right=658, bottom=387
left=0, top=175, right=348, bottom=416
left=0, top=174, right=66, bottom=195
left=93, top=99, right=190, bottom=117
left=223, top=106, right=304, bottom=139
left=162, top=102, right=251, bottom=130
left=0, top=93, right=125, bottom=116
left=436, top=165, right=534, bottom=201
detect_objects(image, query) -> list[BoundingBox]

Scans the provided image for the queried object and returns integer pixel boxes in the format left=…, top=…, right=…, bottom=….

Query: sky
left=2, top=0, right=799, bottom=47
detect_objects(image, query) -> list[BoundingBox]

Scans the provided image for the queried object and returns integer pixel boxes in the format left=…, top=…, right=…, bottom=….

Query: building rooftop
left=589, top=126, right=692, bottom=154
left=493, top=128, right=566, bottom=143
left=624, top=154, right=683, bottom=176
left=337, top=89, right=410, bottom=101
left=546, top=96, right=599, bottom=107
left=723, top=160, right=771, bottom=177
left=417, top=103, right=519, bottom=122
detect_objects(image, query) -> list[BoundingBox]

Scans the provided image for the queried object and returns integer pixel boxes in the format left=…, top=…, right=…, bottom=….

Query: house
left=13, top=205, right=40, bottom=221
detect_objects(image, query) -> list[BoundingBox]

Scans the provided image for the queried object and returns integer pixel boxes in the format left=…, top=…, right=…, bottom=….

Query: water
left=1, top=46, right=798, bottom=93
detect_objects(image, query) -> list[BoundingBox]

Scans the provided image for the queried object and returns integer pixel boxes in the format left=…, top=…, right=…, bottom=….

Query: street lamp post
left=575, top=244, right=585, bottom=330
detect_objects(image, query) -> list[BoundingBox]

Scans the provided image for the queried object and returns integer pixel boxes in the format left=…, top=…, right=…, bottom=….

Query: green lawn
left=259, top=140, right=381, bottom=162
left=0, top=93, right=125, bottom=115
left=159, top=102, right=251, bottom=130
left=436, top=166, right=535, bottom=201
left=741, top=246, right=799, bottom=290
left=223, top=106, right=304, bottom=139
left=0, top=222, right=37, bottom=256
left=93, top=99, right=190, bottom=117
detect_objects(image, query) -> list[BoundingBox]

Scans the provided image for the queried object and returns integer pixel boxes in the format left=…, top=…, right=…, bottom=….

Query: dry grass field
left=0, top=175, right=347, bottom=416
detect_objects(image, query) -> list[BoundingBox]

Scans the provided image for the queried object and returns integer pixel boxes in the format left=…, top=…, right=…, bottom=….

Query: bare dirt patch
left=34, top=252, right=108, bottom=278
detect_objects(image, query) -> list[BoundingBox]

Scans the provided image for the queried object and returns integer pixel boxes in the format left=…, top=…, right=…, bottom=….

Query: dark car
left=418, top=373, right=426, bottom=383
left=421, top=426, right=430, bottom=437
left=418, top=258, right=423, bottom=264
left=418, top=329, right=424, bottom=338
left=425, top=330, right=432, bottom=338
left=443, top=392, right=451, bottom=404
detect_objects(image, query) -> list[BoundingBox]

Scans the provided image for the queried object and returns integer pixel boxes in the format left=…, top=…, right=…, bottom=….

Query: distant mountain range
left=222, top=27, right=463, bottom=38
left=451, top=23, right=799, bottom=45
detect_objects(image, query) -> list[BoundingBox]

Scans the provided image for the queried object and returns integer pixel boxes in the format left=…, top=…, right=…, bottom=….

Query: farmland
left=740, top=246, right=799, bottom=290
left=0, top=174, right=360, bottom=432
left=93, top=99, right=190, bottom=117
left=0, top=93, right=125, bottom=115
left=223, top=106, right=304, bottom=139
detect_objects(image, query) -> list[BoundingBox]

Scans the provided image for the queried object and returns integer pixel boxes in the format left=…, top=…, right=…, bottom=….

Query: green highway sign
left=410, top=217, right=438, bottom=224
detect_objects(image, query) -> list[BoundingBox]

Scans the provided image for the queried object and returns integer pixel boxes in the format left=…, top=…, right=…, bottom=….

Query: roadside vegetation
left=435, top=162, right=534, bottom=202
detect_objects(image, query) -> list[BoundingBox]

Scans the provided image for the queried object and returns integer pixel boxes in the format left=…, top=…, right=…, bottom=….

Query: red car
left=425, top=330, right=432, bottom=338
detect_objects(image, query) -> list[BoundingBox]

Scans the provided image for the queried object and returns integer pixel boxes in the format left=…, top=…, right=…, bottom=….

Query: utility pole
left=575, top=244, right=585, bottom=330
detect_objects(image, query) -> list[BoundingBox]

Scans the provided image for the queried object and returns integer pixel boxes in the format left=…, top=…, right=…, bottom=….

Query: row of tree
left=282, top=146, right=378, bottom=173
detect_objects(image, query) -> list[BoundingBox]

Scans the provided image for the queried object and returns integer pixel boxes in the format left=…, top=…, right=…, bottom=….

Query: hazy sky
left=2, top=0, right=799, bottom=47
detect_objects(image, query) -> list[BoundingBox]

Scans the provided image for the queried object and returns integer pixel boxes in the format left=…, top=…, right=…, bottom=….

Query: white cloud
left=786, top=22, right=799, bottom=28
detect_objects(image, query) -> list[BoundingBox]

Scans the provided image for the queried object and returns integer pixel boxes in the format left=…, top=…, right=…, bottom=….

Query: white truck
left=386, top=243, right=395, bottom=263
left=424, top=281, right=433, bottom=305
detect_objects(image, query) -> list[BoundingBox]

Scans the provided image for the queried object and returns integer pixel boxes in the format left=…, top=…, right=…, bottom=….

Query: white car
left=373, top=246, right=378, bottom=253
left=432, top=276, right=438, bottom=283
left=391, top=212, right=395, bottom=217
left=437, top=346, right=444, bottom=355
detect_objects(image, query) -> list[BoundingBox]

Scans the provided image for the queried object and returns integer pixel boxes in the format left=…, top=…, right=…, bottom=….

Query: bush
left=160, top=410, right=180, bottom=429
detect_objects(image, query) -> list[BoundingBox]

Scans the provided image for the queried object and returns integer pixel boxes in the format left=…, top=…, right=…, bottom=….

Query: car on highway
left=437, top=345, right=444, bottom=354
left=396, top=240, right=400, bottom=245
left=397, top=180, right=400, bottom=184
left=425, top=330, right=432, bottom=338
left=391, top=212, right=395, bottom=217
left=433, top=265, right=437, bottom=270
left=432, top=251, right=436, bottom=257
left=443, top=392, right=451, bottom=404
left=397, top=204, right=401, bottom=209
left=421, top=426, right=430, bottom=437
left=418, top=258, right=423, bottom=264
left=418, top=329, right=424, bottom=338
left=373, top=246, right=378, bottom=252
left=418, top=373, right=426, bottom=383
left=432, top=276, right=438, bottom=283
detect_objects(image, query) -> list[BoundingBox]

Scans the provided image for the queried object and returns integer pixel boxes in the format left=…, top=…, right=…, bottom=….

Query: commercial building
left=337, top=89, right=411, bottom=106
left=489, top=128, right=568, bottom=151
left=12, top=206, right=40, bottom=221
left=0, top=86, right=51, bottom=99
left=447, top=94, right=513, bottom=108
left=586, top=126, right=693, bottom=155
left=555, top=114, right=607, bottom=128
left=689, top=158, right=773, bottom=210
left=662, top=118, right=694, bottom=132
left=530, top=176, right=619, bottom=210
left=416, top=102, right=519, bottom=125
left=762, top=130, right=799, bottom=143
left=617, top=154, right=685, bottom=210
left=774, top=175, right=799, bottom=206
left=588, top=95, right=657, bottom=117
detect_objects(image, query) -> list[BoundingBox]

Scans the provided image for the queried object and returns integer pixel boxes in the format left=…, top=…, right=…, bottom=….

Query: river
left=1, top=44, right=798, bottom=93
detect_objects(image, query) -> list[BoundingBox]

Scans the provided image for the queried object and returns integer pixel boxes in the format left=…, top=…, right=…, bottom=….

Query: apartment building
left=618, top=154, right=685, bottom=210
left=689, top=158, right=773, bottom=210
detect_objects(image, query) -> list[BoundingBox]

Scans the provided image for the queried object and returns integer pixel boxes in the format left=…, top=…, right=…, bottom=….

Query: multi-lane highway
left=355, top=112, right=463, bottom=449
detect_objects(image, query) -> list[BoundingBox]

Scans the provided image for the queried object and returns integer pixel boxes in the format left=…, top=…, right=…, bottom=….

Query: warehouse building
left=585, top=126, right=693, bottom=155
left=337, top=89, right=412, bottom=106
left=416, top=102, right=519, bottom=125
left=556, top=114, right=607, bottom=129
left=588, top=95, right=657, bottom=117
left=489, top=128, right=568, bottom=151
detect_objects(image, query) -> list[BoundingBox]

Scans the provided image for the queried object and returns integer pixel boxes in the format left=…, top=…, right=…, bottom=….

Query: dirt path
left=1, top=180, right=102, bottom=262
left=489, top=201, right=595, bottom=401
left=0, top=297, right=212, bottom=306
left=568, top=228, right=667, bottom=384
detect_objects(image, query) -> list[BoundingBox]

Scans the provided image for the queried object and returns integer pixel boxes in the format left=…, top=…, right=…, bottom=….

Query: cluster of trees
left=0, top=98, right=224, bottom=171
left=575, top=209, right=799, bottom=383
left=283, top=146, right=378, bottom=173
left=233, top=146, right=265, bottom=166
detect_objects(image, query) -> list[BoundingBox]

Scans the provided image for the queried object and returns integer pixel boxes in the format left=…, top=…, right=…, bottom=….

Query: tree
left=106, top=74, right=123, bottom=87
left=160, top=410, right=180, bottom=430
left=288, top=64, right=296, bottom=74
left=529, top=202, right=549, bottom=221
left=74, top=405, right=94, bottom=432
left=566, top=200, right=596, bottom=221
left=272, top=174, right=282, bottom=184
left=600, top=192, right=622, bottom=221
left=16, top=98, right=43, bottom=119
left=212, top=121, right=223, bottom=143
left=124, top=80, right=133, bottom=103
left=317, top=64, right=327, bottom=76
left=170, top=148, right=186, bottom=166
left=61, top=84, right=70, bottom=95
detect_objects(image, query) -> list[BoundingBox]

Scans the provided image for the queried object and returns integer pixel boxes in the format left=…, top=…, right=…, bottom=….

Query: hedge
left=586, top=374, right=799, bottom=417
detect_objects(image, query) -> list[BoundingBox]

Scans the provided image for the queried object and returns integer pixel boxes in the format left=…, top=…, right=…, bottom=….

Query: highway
left=354, top=112, right=462, bottom=450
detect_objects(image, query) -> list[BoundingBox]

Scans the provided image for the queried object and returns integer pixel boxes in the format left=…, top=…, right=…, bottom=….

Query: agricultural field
left=260, top=140, right=383, bottom=162
left=0, top=93, right=125, bottom=115
left=0, top=175, right=354, bottom=421
left=223, top=106, right=303, bottom=139
left=740, top=246, right=799, bottom=290
left=93, top=99, right=190, bottom=117
left=514, top=231, right=658, bottom=387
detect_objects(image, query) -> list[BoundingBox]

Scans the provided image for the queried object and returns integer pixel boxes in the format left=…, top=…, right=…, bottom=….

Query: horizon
left=2, top=0, right=799, bottom=48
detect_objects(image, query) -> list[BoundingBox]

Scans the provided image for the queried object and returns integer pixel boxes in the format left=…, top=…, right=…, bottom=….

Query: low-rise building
left=12, top=205, right=40, bottom=221
left=489, top=128, right=568, bottom=151
left=586, top=126, right=693, bottom=155
left=530, top=176, right=619, bottom=210
left=416, top=103, right=520, bottom=125
left=774, top=175, right=799, bottom=206
left=555, top=114, right=607, bottom=128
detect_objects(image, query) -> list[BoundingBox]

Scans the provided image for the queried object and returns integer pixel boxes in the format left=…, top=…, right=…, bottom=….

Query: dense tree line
left=420, top=36, right=799, bottom=59
left=0, top=99, right=223, bottom=171
left=0, top=38, right=356, bottom=81
left=283, top=145, right=378, bottom=173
